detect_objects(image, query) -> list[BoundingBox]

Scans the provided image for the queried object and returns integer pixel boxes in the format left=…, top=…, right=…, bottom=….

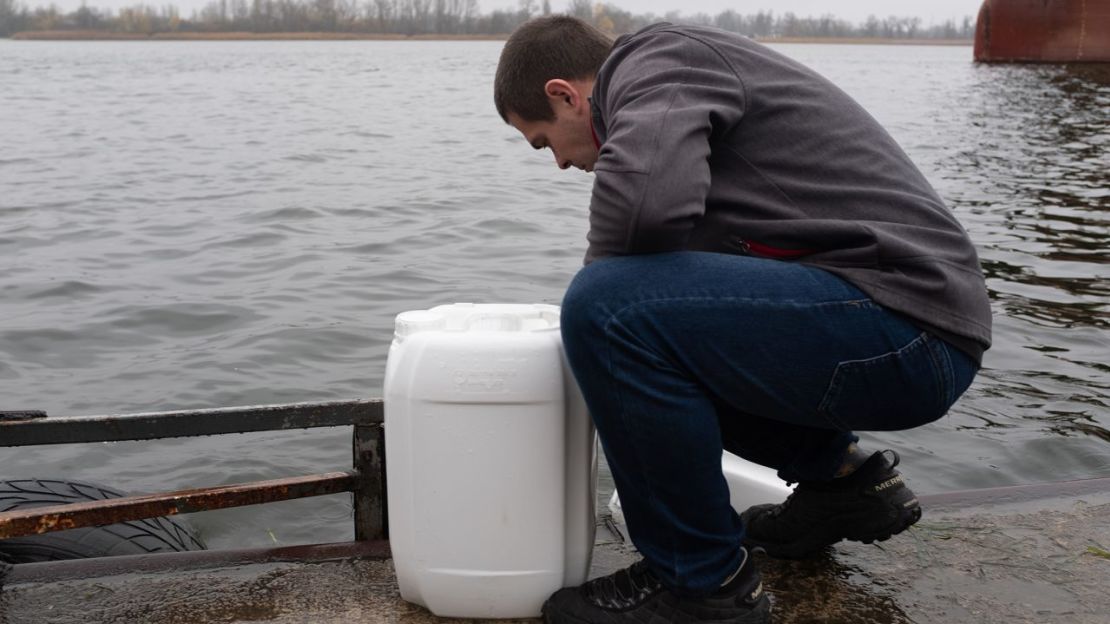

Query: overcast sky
left=33, top=0, right=984, bottom=24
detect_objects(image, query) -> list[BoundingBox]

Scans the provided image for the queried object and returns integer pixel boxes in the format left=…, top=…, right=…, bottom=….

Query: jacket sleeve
left=585, top=32, right=747, bottom=264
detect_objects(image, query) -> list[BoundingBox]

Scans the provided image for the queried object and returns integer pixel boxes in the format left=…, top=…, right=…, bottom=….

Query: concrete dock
left=2, top=478, right=1107, bottom=624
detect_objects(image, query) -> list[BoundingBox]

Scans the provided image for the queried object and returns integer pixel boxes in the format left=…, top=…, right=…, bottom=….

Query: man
left=495, top=16, right=990, bottom=624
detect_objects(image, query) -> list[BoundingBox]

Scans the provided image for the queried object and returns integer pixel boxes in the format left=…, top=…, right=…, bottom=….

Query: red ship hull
left=975, top=0, right=1110, bottom=62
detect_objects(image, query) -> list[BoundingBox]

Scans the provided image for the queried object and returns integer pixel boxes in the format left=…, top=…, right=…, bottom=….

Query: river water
left=0, top=40, right=1107, bottom=549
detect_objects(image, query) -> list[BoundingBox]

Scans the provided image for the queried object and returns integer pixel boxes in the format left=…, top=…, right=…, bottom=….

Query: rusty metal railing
left=0, top=400, right=386, bottom=542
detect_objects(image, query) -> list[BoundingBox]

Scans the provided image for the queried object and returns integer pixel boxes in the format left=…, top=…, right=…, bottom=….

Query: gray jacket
left=587, top=24, right=991, bottom=360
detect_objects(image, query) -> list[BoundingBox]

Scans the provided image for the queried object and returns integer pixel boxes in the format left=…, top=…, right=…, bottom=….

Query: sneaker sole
left=541, top=591, right=773, bottom=624
left=744, top=503, right=922, bottom=559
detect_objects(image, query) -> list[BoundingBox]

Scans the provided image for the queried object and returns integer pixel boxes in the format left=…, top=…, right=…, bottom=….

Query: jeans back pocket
left=817, top=332, right=956, bottom=432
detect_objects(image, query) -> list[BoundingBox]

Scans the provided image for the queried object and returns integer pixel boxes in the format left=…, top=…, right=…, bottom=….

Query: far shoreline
left=8, top=31, right=509, bottom=41
left=765, top=36, right=970, bottom=46
left=6, top=31, right=972, bottom=45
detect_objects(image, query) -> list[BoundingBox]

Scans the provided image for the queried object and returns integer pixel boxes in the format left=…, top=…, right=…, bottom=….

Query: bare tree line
left=0, top=0, right=975, bottom=40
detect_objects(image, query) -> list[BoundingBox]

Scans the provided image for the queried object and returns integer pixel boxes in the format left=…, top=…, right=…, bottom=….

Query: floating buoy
left=974, top=0, right=1110, bottom=62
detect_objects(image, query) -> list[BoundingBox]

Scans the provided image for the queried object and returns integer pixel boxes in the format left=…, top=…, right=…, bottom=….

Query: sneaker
left=740, top=450, right=921, bottom=559
left=541, top=548, right=770, bottom=624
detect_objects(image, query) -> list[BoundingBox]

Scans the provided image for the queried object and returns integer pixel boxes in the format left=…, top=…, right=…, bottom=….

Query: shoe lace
left=585, top=560, right=660, bottom=606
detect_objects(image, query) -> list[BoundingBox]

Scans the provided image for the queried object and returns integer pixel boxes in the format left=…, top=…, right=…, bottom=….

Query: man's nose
left=549, top=148, right=570, bottom=169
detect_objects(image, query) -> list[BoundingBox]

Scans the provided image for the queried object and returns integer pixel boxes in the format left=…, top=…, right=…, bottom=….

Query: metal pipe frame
left=0, top=399, right=388, bottom=543
left=0, top=472, right=356, bottom=540
left=0, top=399, right=383, bottom=446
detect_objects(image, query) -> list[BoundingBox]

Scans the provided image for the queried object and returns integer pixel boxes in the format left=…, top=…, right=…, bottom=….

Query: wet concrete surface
left=758, top=496, right=1109, bottom=623
left=1, top=481, right=1107, bottom=624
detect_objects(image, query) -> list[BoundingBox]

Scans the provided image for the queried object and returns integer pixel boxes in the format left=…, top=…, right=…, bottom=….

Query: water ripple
left=104, top=304, right=260, bottom=335
left=25, top=280, right=107, bottom=300
left=0, top=41, right=1106, bottom=550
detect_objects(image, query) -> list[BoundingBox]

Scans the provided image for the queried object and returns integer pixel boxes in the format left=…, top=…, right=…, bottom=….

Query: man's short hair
left=494, top=16, right=614, bottom=123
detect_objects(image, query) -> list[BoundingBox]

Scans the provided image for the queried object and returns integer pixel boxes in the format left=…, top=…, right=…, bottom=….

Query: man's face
left=507, top=79, right=599, bottom=173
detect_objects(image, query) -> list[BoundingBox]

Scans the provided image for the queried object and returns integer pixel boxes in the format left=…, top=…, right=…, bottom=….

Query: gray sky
left=33, top=0, right=984, bottom=24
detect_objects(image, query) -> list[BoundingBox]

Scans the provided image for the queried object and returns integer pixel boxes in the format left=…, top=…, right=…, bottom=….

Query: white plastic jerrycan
left=384, top=303, right=598, bottom=619
left=608, top=452, right=792, bottom=529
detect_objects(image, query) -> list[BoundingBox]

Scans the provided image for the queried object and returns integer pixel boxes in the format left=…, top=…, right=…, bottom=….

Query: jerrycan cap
left=394, top=310, right=447, bottom=339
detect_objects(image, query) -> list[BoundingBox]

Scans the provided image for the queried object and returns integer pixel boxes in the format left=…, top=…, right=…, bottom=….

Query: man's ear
left=544, top=79, right=582, bottom=112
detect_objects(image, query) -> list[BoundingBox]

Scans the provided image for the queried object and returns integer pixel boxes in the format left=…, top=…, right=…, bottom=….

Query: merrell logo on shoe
left=750, top=582, right=763, bottom=601
left=873, top=476, right=903, bottom=492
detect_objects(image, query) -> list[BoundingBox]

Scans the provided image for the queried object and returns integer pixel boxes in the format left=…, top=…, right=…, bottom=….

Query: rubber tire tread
left=0, top=478, right=206, bottom=564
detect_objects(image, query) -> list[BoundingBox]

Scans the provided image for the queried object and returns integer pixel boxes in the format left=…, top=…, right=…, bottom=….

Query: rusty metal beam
left=919, top=475, right=1110, bottom=511
left=0, top=399, right=383, bottom=447
left=0, top=472, right=356, bottom=539
left=0, top=410, right=46, bottom=422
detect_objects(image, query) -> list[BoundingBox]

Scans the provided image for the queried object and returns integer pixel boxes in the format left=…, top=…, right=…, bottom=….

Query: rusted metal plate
left=0, top=399, right=383, bottom=447
left=0, top=472, right=357, bottom=539
left=975, top=0, right=1110, bottom=62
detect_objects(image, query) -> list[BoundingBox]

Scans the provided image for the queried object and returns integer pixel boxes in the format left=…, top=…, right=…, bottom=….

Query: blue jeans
left=560, top=252, right=978, bottom=595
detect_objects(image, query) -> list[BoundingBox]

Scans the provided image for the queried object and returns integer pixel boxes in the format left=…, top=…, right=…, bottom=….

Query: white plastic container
left=609, top=452, right=791, bottom=529
left=720, top=451, right=793, bottom=513
left=384, top=303, right=598, bottom=619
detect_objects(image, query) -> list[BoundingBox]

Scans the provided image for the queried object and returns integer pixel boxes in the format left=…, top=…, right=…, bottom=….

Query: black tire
left=0, top=478, right=206, bottom=564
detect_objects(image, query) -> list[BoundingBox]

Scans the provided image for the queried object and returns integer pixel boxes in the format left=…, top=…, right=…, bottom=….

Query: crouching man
left=494, top=16, right=991, bottom=624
